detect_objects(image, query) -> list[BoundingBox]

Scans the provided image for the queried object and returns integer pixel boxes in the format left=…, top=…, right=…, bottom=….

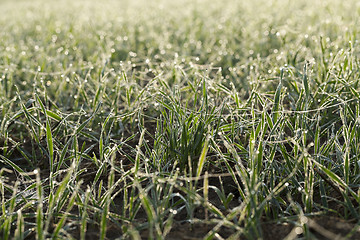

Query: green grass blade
left=196, top=137, right=209, bottom=178
left=272, top=69, right=283, bottom=123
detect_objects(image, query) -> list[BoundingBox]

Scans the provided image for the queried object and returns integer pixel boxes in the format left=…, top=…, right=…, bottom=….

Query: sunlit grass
left=1, top=0, right=360, bottom=239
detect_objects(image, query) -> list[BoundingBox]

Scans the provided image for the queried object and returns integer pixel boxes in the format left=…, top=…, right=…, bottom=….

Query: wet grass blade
left=35, top=169, right=44, bottom=240
left=303, top=64, right=310, bottom=100
left=0, top=155, right=31, bottom=180
left=36, top=95, right=54, bottom=173
left=272, top=69, right=283, bottom=123
left=196, top=136, right=209, bottom=178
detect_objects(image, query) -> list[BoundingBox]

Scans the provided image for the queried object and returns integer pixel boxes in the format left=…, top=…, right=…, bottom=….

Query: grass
left=1, top=0, right=360, bottom=239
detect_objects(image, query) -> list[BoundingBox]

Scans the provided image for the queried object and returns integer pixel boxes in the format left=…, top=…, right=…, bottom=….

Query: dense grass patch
left=1, top=0, right=360, bottom=239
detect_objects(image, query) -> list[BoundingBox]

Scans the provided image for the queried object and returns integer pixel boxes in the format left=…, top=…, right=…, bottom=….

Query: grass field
left=1, top=0, right=360, bottom=239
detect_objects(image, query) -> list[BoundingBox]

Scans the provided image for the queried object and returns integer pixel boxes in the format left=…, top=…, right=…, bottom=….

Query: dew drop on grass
left=295, top=227, right=303, bottom=235
left=300, top=216, right=308, bottom=224
left=170, top=209, right=178, bottom=214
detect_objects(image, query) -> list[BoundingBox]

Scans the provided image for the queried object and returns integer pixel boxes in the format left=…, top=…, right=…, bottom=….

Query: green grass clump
left=1, top=0, right=360, bottom=239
